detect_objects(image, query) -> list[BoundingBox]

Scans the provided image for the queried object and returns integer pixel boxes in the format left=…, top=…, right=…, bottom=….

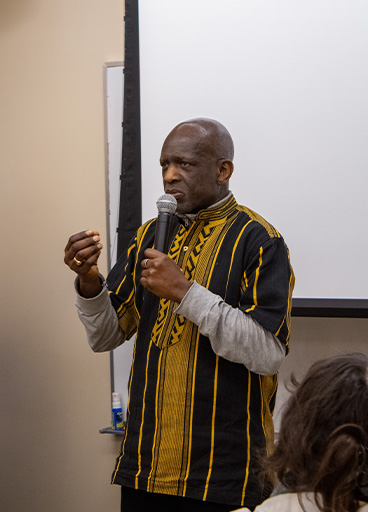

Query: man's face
left=159, top=124, right=223, bottom=214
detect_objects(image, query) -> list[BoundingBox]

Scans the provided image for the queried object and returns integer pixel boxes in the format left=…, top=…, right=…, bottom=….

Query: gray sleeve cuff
left=74, top=276, right=111, bottom=315
left=175, top=281, right=222, bottom=322
left=74, top=276, right=126, bottom=352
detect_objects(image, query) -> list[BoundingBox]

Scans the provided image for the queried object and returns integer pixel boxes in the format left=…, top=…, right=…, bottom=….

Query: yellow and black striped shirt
left=107, top=195, right=294, bottom=508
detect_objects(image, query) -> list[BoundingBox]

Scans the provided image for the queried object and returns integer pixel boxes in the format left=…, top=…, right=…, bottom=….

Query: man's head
left=160, top=118, right=234, bottom=214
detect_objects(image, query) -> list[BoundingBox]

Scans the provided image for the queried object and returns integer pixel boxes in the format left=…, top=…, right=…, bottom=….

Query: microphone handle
left=154, top=212, right=174, bottom=253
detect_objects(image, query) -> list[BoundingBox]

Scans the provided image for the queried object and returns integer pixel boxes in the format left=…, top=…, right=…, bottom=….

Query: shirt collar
left=176, top=191, right=237, bottom=225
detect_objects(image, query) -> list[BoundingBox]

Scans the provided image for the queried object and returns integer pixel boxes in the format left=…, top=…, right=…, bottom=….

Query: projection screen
left=135, top=0, right=368, bottom=308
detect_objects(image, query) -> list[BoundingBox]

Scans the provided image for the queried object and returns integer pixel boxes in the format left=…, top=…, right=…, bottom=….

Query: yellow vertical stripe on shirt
left=241, top=372, right=252, bottom=506
left=253, top=246, right=263, bottom=305
left=116, top=287, right=135, bottom=314
left=203, top=355, right=219, bottom=501
left=201, top=216, right=238, bottom=288
left=275, top=317, right=284, bottom=337
left=135, top=340, right=154, bottom=487
left=259, top=375, right=265, bottom=437
left=183, top=332, right=200, bottom=496
left=225, top=220, right=253, bottom=294
left=285, top=267, right=295, bottom=343
left=146, top=350, right=163, bottom=491
left=150, top=337, right=195, bottom=494
left=114, top=241, right=135, bottom=294
left=243, top=271, right=248, bottom=289
left=259, top=375, right=277, bottom=456
left=275, top=264, right=295, bottom=341
left=114, top=220, right=153, bottom=294
left=246, top=246, right=263, bottom=313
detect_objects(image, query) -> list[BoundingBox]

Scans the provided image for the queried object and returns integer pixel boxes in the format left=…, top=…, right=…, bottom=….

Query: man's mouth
left=165, top=189, right=183, bottom=199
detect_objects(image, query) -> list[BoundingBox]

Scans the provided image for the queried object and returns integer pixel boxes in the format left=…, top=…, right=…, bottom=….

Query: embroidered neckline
left=176, top=193, right=238, bottom=226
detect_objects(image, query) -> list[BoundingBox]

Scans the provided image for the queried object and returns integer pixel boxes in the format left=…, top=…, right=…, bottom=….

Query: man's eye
left=181, top=161, right=190, bottom=167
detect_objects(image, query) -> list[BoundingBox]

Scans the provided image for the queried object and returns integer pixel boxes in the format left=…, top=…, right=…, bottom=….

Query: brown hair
left=266, top=352, right=368, bottom=512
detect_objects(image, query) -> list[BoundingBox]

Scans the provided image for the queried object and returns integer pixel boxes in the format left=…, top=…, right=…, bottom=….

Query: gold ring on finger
left=74, top=257, right=83, bottom=266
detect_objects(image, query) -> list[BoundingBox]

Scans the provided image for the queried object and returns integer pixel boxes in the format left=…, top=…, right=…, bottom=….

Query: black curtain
left=117, top=0, right=142, bottom=258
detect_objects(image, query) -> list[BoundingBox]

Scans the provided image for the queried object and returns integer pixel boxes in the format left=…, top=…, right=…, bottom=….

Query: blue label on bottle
left=113, top=408, right=123, bottom=431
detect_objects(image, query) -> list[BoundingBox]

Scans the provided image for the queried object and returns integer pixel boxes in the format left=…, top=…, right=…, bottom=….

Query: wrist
left=78, top=274, right=103, bottom=298
left=174, top=280, right=193, bottom=304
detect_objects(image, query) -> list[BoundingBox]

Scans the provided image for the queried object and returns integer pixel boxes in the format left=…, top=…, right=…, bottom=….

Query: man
left=64, top=118, right=295, bottom=511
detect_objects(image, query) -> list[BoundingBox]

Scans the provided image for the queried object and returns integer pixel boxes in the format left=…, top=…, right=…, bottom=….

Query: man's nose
left=163, top=164, right=180, bottom=182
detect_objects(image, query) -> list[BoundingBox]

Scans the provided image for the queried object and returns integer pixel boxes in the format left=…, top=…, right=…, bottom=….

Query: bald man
left=64, top=118, right=295, bottom=511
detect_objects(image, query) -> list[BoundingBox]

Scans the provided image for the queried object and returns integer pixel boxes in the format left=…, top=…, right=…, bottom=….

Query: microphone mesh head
left=156, top=194, right=177, bottom=214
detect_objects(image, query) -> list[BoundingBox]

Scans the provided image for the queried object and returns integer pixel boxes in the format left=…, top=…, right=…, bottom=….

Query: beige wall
left=1, top=1, right=123, bottom=511
left=274, top=317, right=368, bottom=430
left=1, top=1, right=367, bottom=511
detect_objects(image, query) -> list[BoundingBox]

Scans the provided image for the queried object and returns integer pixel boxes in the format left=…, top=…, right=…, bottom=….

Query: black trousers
left=120, top=485, right=254, bottom=512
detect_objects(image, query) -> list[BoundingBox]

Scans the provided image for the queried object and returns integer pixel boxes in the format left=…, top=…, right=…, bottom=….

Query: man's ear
left=217, top=160, right=234, bottom=185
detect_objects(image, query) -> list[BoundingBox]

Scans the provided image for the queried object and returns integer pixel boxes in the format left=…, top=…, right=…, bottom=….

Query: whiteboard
left=104, top=63, right=134, bottom=417
left=104, top=62, right=123, bottom=270
left=138, top=0, right=368, bottom=300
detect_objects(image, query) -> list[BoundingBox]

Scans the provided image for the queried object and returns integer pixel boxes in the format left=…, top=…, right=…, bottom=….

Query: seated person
left=234, top=352, right=368, bottom=512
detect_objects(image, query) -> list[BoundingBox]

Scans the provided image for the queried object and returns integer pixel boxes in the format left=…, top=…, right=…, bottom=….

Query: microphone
left=154, top=194, right=177, bottom=253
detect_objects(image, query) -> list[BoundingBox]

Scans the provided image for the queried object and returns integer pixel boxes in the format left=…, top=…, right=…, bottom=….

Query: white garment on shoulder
left=252, top=493, right=313, bottom=512
left=233, top=493, right=368, bottom=512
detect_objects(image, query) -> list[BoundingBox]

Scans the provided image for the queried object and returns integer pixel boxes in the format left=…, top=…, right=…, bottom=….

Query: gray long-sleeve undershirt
left=75, top=279, right=285, bottom=375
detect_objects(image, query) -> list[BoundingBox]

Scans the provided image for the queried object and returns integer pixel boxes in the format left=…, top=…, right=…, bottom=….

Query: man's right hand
left=64, top=230, right=103, bottom=298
